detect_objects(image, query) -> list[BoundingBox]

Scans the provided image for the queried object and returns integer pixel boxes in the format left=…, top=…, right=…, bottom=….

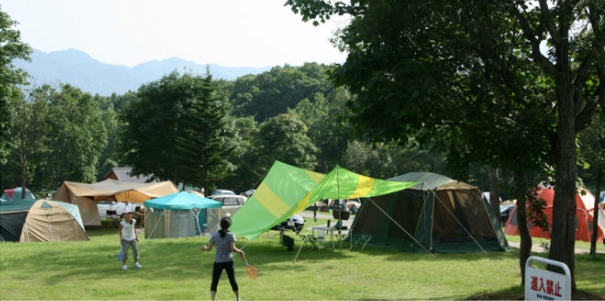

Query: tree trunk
left=488, top=166, right=501, bottom=224
left=514, top=169, right=532, bottom=285
left=590, top=162, right=603, bottom=258
left=549, top=76, right=577, bottom=291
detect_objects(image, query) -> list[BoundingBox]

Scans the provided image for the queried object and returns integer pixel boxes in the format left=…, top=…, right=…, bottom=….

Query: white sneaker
left=134, top=262, right=142, bottom=269
left=122, top=265, right=127, bottom=270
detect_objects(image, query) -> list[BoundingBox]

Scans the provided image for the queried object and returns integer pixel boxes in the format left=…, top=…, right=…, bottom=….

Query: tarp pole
left=367, top=197, right=432, bottom=254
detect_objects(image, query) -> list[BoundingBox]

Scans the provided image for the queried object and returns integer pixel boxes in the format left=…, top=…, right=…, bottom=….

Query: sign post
left=525, top=256, right=571, bottom=300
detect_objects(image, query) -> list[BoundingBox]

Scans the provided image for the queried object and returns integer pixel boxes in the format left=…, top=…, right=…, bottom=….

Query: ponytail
left=219, top=217, right=232, bottom=238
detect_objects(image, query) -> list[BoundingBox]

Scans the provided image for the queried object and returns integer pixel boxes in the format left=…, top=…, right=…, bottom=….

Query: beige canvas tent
left=20, top=199, right=88, bottom=242
left=54, top=179, right=179, bottom=228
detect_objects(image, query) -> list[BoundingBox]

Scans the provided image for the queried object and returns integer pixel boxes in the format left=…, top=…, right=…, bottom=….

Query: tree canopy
left=286, top=0, right=604, bottom=288
left=120, top=71, right=237, bottom=190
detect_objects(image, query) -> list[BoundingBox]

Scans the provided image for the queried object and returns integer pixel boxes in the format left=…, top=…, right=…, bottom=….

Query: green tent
left=350, top=172, right=510, bottom=253
left=230, top=161, right=418, bottom=240
left=0, top=199, right=38, bottom=241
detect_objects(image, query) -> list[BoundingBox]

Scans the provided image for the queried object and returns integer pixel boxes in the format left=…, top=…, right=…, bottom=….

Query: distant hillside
left=13, top=49, right=271, bottom=96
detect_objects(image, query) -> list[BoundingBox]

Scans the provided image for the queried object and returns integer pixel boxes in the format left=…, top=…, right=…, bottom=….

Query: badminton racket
left=245, top=260, right=258, bottom=280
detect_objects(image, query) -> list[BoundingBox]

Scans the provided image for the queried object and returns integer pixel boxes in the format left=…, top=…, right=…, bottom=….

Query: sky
left=1, top=0, right=349, bottom=67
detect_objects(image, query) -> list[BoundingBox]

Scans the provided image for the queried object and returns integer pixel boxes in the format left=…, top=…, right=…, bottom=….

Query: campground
left=1, top=217, right=604, bottom=300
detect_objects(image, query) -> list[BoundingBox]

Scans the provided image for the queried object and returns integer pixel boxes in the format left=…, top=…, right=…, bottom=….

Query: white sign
left=525, top=256, right=571, bottom=301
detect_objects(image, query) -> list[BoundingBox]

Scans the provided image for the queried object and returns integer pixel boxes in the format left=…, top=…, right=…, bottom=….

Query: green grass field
left=1, top=223, right=604, bottom=300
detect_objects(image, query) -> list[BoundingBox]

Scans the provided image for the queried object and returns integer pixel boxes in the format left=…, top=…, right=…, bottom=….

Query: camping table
left=311, top=226, right=348, bottom=249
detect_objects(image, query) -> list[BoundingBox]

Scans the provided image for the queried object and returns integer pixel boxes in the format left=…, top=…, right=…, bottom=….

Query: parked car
left=211, top=189, right=235, bottom=196
left=271, top=214, right=305, bottom=232
left=207, top=194, right=248, bottom=216
left=97, top=201, right=137, bottom=219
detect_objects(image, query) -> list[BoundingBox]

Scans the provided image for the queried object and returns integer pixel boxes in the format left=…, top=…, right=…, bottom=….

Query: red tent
left=504, top=187, right=605, bottom=242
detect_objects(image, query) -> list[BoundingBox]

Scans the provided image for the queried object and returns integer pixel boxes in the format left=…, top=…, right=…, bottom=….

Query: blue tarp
left=144, top=192, right=222, bottom=210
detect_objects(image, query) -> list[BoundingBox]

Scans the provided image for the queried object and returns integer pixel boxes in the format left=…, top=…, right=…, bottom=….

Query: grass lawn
left=1, top=222, right=604, bottom=300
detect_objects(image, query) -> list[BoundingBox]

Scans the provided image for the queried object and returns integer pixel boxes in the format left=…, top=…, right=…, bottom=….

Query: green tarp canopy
left=230, top=161, right=419, bottom=240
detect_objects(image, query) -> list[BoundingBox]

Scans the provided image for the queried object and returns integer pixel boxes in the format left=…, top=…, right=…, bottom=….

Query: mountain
left=13, top=49, right=271, bottom=96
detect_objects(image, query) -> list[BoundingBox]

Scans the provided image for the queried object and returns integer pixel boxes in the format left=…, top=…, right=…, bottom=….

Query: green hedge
left=100, top=219, right=121, bottom=229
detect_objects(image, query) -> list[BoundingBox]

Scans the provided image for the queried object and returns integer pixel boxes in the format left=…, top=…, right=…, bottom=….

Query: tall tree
left=121, top=71, right=237, bottom=189
left=287, top=0, right=604, bottom=289
left=0, top=8, right=31, bottom=167
left=36, top=84, right=107, bottom=188
left=254, top=113, right=318, bottom=171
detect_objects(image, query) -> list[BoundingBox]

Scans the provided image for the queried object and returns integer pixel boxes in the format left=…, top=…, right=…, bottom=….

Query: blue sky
left=2, top=0, right=349, bottom=67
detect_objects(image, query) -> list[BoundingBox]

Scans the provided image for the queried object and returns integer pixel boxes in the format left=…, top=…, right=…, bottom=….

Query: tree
left=287, top=0, right=604, bottom=289
left=121, top=71, right=237, bottom=189
left=35, top=84, right=107, bottom=188
left=290, top=91, right=351, bottom=172
left=0, top=8, right=31, bottom=166
left=4, top=90, right=49, bottom=195
left=254, top=113, right=318, bottom=171
left=230, top=63, right=336, bottom=122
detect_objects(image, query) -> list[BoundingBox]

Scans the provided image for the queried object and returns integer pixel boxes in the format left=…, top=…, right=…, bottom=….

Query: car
left=211, top=189, right=235, bottom=196
left=97, top=201, right=137, bottom=219
left=207, top=194, right=248, bottom=216
left=271, top=214, right=305, bottom=232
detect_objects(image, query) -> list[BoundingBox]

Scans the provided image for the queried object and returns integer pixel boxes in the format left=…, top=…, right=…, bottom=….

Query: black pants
left=210, top=260, right=238, bottom=292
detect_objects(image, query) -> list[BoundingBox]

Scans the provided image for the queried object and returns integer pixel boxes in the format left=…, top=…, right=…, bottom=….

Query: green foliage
left=230, top=63, right=336, bottom=122
left=255, top=113, right=318, bottom=171
left=121, top=71, right=237, bottom=189
left=1, top=84, right=107, bottom=191
left=0, top=8, right=32, bottom=165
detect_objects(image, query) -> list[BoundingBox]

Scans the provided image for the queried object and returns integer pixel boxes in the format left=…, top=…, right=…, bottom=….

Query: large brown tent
left=54, top=179, right=179, bottom=228
left=20, top=199, right=88, bottom=242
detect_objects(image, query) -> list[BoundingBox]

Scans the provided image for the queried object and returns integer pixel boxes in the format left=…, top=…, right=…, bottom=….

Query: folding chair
left=300, top=234, right=318, bottom=249
left=333, top=233, right=348, bottom=249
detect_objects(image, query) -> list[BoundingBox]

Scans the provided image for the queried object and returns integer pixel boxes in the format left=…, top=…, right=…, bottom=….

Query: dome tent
left=1, top=187, right=36, bottom=202
left=20, top=199, right=89, bottom=242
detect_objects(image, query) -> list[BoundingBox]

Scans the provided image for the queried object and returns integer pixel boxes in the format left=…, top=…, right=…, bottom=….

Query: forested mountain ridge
left=13, top=48, right=271, bottom=96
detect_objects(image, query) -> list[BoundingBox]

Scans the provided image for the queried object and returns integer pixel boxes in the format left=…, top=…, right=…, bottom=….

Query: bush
left=101, top=219, right=121, bottom=229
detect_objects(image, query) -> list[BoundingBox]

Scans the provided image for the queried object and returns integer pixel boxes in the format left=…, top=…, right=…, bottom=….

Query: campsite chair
left=333, top=233, right=348, bottom=249
left=354, top=234, right=372, bottom=249
left=300, top=234, right=318, bottom=250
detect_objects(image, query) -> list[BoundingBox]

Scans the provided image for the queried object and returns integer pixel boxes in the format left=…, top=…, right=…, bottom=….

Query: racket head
left=246, top=265, right=258, bottom=280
